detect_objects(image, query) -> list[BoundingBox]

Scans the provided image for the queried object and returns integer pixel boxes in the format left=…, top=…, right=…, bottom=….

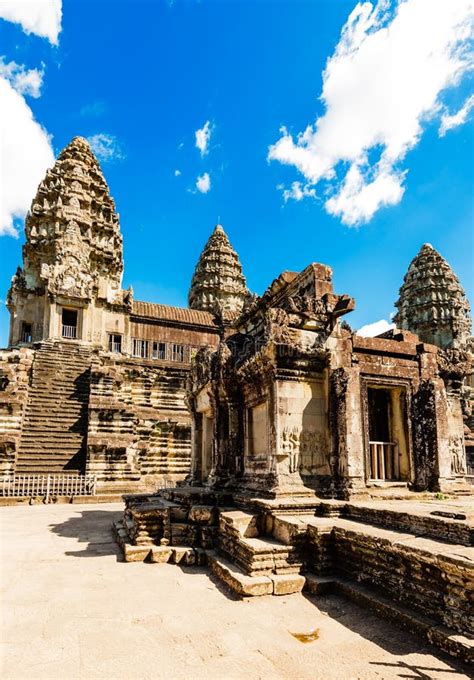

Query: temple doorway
left=62, top=308, right=78, bottom=339
left=367, top=386, right=410, bottom=482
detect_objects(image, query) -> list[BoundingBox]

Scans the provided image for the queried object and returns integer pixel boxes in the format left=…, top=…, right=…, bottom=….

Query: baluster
left=379, top=444, right=385, bottom=480
left=385, top=443, right=392, bottom=480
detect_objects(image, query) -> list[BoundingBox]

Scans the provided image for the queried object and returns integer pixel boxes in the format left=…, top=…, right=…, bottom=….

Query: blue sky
left=0, top=0, right=473, bottom=346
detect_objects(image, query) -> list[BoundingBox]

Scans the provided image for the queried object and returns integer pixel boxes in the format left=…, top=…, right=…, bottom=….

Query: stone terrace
left=1, top=502, right=472, bottom=680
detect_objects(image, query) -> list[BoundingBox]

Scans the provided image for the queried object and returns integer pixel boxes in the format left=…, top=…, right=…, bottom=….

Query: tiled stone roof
left=132, top=300, right=216, bottom=327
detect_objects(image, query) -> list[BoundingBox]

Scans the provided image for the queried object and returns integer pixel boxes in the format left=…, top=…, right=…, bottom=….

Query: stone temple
left=1, top=136, right=473, bottom=663
left=0, top=135, right=473, bottom=497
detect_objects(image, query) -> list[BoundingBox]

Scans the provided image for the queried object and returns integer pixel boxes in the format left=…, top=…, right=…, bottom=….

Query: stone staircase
left=15, top=341, right=93, bottom=474
left=139, top=426, right=191, bottom=476
left=114, top=489, right=473, bottom=662
left=208, top=510, right=306, bottom=596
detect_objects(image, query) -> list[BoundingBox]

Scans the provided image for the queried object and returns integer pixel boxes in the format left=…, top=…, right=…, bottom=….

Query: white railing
left=111, top=342, right=122, bottom=353
left=1, top=474, right=96, bottom=500
left=62, top=324, right=77, bottom=339
left=369, top=441, right=400, bottom=481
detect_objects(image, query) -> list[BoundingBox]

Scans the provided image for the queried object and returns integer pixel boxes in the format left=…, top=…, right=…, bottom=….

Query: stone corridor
left=0, top=502, right=471, bottom=679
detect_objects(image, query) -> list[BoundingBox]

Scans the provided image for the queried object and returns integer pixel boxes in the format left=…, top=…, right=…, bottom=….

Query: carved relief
left=280, top=426, right=327, bottom=474
left=449, top=436, right=466, bottom=475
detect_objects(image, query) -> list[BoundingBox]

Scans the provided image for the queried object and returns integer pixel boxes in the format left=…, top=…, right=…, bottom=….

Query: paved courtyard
left=0, top=502, right=471, bottom=680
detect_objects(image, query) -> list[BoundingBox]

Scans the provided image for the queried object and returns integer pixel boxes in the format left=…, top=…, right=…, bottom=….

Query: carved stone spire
left=394, top=243, right=472, bottom=348
left=12, top=136, right=123, bottom=298
left=188, top=224, right=248, bottom=318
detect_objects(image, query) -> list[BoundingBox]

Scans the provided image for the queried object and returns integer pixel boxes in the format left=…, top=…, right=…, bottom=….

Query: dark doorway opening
left=21, top=322, right=32, bottom=343
left=368, top=388, right=390, bottom=442
left=367, top=387, right=402, bottom=481
left=62, top=309, right=78, bottom=339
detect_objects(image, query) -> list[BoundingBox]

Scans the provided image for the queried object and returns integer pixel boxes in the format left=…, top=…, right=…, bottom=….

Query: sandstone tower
left=394, top=243, right=472, bottom=349
left=7, top=136, right=129, bottom=347
left=188, top=224, right=249, bottom=319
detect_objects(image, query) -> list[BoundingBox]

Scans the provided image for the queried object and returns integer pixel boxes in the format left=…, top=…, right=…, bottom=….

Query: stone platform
left=4, top=501, right=473, bottom=680
left=113, top=488, right=474, bottom=663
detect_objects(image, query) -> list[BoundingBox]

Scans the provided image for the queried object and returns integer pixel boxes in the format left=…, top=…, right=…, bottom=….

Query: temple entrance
left=62, top=308, right=78, bottom=339
left=367, top=386, right=410, bottom=482
left=21, top=322, right=32, bottom=343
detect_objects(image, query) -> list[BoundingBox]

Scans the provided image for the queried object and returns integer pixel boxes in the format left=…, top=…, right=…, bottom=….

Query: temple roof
left=394, top=243, right=472, bottom=348
left=132, top=300, right=216, bottom=327
left=188, top=224, right=249, bottom=318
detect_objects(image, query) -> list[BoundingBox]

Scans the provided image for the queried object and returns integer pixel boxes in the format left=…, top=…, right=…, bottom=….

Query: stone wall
left=87, top=353, right=192, bottom=486
left=0, top=349, right=33, bottom=475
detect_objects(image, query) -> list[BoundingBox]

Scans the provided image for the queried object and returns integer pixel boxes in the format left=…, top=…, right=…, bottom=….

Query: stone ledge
left=271, top=573, right=305, bottom=595
left=333, top=577, right=474, bottom=664
left=207, top=551, right=273, bottom=597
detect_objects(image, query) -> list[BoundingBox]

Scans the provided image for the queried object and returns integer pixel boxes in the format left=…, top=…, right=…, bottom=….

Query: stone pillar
left=329, top=366, right=365, bottom=497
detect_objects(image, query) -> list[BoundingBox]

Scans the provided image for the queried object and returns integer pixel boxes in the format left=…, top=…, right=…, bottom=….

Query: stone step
left=20, top=430, right=86, bottom=437
left=304, top=574, right=473, bottom=664
left=23, top=417, right=87, bottom=426
left=219, top=533, right=302, bottom=577
left=17, top=445, right=85, bottom=454
left=16, top=461, right=83, bottom=475
left=17, top=453, right=85, bottom=461
left=207, top=552, right=305, bottom=597
left=18, top=442, right=85, bottom=460
left=25, top=402, right=87, bottom=410
left=20, top=430, right=86, bottom=438
left=23, top=409, right=86, bottom=417
left=219, top=510, right=260, bottom=538
left=33, top=365, right=90, bottom=371
left=31, top=386, right=89, bottom=393
left=141, top=457, right=191, bottom=465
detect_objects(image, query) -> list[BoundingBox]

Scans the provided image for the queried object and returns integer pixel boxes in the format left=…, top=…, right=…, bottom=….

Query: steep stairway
left=140, top=427, right=191, bottom=476
left=15, top=341, right=93, bottom=474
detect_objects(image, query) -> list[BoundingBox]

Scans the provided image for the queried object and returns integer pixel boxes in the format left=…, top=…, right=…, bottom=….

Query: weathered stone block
left=189, top=505, right=214, bottom=524
left=150, top=546, right=172, bottom=563
left=123, top=544, right=151, bottom=562
left=171, top=547, right=194, bottom=564
left=208, top=553, right=273, bottom=597
left=271, top=574, right=305, bottom=595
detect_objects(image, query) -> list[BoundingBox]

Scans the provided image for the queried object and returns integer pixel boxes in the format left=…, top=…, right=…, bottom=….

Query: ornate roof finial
left=188, top=223, right=249, bottom=319
left=9, top=136, right=124, bottom=305
left=394, top=244, right=472, bottom=349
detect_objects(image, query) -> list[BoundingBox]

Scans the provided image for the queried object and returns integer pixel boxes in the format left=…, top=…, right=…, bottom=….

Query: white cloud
left=268, top=0, right=474, bottom=226
left=357, top=319, right=395, bottom=337
left=280, top=181, right=317, bottom=202
left=87, top=133, right=124, bottom=162
left=439, top=95, right=474, bottom=136
left=0, top=58, right=44, bottom=98
left=174, top=169, right=181, bottom=176
left=0, top=0, right=62, bottom=45
left=0, top=77, right=54, bottom=236
left=195, top=120, right=212, bottom=156
left=196, top=172, right=211, bottom=193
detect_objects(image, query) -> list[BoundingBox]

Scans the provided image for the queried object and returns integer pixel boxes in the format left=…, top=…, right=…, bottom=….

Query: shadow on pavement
left=305, top=592, right=471, bottom=679
left=49, top=508, right=124, bottom=560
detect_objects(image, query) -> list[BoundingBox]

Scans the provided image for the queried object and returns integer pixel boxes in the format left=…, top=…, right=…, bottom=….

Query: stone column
left=329, top=366, right=366, bottom=497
